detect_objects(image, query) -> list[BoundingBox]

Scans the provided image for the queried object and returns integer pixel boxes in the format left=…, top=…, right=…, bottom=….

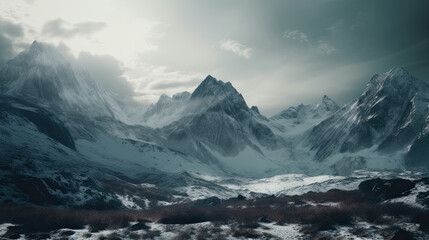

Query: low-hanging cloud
left=55, top=43, right=136, bottom=103
left=42, top=18, right=107, bottom=38
left=130, top=65, right=205, bottom=104
left=0, top=18, right=24, bottom=64
left=220, top=39, right=253, bottom=59
left=75, top=52, right=135, bottom=102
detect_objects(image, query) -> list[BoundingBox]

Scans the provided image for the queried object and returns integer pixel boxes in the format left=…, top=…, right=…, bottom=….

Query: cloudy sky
left=1, top=0, right=428, bottom=115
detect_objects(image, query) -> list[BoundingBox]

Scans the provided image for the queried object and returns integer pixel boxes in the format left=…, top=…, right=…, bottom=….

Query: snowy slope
left=0, top=95, right=219, bottom=208
left=270, top=95, right=340, bottom=137
left=141, top=91, right=191, bottom=128
left=1, top=40, right=428, bottom=184
left=307, top=67, right=429, bottom=168
left=153, top=75, right=283, bottom=176
left=0, top=41, right=115, bottom=118
left=0, top=97, right=120, bottom=208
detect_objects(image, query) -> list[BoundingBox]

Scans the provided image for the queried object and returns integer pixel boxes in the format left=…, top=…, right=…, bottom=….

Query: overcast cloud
left=0, top=17, right=24, bottom=64
left=0, top=0, right=428, bottom=115
left=220, top=40, right=253, bottom=59
left=54, top=43, right=136, bottom=103
left=42, top=18, right=107, bottom=38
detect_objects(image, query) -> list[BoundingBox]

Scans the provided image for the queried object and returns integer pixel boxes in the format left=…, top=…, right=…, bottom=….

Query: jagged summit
left=387, top=67, right=410, bottom=77
left=190, top=75, right=239, bottom=99
left=322, top=95, right=332, bottom=102
left=251, top=106, right=260, bottom=114
left=0, top=41, right=113, bottom=117
left=309, top=67, right=429, bottom=162
left=29, top=40, right=43, bottom=52
left=141, top=75, right=250, bottom=128
left=384, top=67, right=414, bottom=84
left=368, top=67, right=425, bottom=92
left=11, top=40, right=67, bottom=67
left=172, top=91, right=191, bottom=100
left=159, top=93, right=171, bottom=101
left=361, top=67, right=428, bottom=109
left=272, top=95, right=339, bottom=121
left=0, top=41, right=75, bottom=98
left=30, top=40, right=45, bottom=50
left=142, top=91, right=191, bottom=127
left=319, top=95, right=340, bottom=112
left=154, top=91, right=191, bottom=105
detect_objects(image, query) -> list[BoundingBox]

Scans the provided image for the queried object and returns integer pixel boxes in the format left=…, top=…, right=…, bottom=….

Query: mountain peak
left=31, top=40, right=40, bottom=46
left=172, top=91, right=191, bottom=101
left=200, top=75, right=231, bottom=87
left=251, top=105, right=260, bottom=114
left=387, top=67, right=410, bottom=77
left=320, top=95, right=339, bottom=112
left=367, top=67, right=426, bottom=95
left=11, top=40, right=67, bottom=68
left=159, top=93, right=171, bottom=101
left=204, top=74, right=216, bottom=82
left=0, top=40, right=114, bottom=117
left=29, top=40, right=55, bottom=54
left=190, top=75, right=238, bottom=99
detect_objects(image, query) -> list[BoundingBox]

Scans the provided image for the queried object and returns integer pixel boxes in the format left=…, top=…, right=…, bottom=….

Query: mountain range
left=1, top=41, right=428, bottom=208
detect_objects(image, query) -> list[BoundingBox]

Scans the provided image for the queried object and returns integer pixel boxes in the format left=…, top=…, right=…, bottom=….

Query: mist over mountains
left=1, top=0, right=428, bottom=237
left=1, top=41, right=428, bottom=209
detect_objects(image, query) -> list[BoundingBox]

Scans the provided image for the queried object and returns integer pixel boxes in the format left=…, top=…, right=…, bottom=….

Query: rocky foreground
left=1, top=177, right=428, bottom=239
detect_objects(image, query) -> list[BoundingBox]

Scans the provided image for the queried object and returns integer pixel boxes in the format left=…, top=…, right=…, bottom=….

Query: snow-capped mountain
left=270, top=95, right=340, bottom=137
left=0, top=41, right=114, bottom=118
left=162, top=76, right=277, bottom=154
left=1, top=41, right=428, bottom=189
left=0, top=42, right=227, bottom=208
left=0, top=95, right=119, bottom=208
left=272, top=95, right=339, bottom=121
left=142, top=91, right=191, bottom=128
left=308, top=67, right=429, bottom=166
left=190, top=75, right=241, bottom=100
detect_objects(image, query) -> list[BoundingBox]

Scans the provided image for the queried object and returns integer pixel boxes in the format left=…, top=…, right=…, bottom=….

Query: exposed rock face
left=142, top=91, right=191, bottom=127
left=161, top=75, right=278, bottom=162
left=1, top=41, right=429, bottom=186
left=308, top=67, right=429, bottom=161
left=0, top=41, right=114, bottom=118
left=358, top=178, right=416, bottom=202
left=0, top=96, right=75, bottom=149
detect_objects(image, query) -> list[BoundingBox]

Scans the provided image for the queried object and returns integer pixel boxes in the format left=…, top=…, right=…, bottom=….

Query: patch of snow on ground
left=259, top=223, right=302, bottom=239
left=115, top=194, right=142, bottom=209
left=386, top=181, right=429, bottom=208
left=0, top=223, right=14, bottom=236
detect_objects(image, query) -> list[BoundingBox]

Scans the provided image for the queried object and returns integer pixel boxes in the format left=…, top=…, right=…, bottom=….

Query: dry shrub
left=1, top=188, right=427, bottom=236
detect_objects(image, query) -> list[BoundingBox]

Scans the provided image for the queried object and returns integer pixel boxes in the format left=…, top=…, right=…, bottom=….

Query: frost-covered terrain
left=2, top=42, right=428, bottom=180
left=1, top=41, right=429, bottom=239
left=2, top=174, right=429, bottom=239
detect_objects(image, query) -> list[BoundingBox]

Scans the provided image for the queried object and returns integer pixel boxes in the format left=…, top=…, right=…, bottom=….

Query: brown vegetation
left=0, top=189, right=427, bottom=237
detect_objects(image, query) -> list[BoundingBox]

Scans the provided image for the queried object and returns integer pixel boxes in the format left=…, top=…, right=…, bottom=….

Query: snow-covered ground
left=386, top=180, right=429, bottom=208
left=182, top=170, right=428, bottom=200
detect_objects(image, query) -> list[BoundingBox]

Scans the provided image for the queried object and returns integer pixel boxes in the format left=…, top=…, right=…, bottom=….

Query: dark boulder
left=416, top=191, right=429, bottom=208
left=390, top=229, right=415, bottom=240
left=129, top=219, right=151, bottom=230
left=358, top=178, right=415, bottom=202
